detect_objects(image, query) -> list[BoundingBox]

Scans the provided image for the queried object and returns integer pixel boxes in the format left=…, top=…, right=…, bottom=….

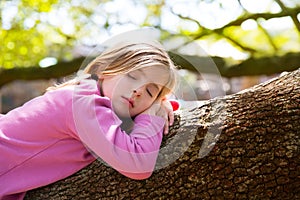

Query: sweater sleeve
left=72, top=82, right=164, bottom=180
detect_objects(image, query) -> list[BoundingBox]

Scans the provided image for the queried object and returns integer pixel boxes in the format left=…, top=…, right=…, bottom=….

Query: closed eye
left=146, top=84, right=160, bottom=98
left=127, top=73, right=137, bottom=80
left=146, top=88, right=153, bottom=97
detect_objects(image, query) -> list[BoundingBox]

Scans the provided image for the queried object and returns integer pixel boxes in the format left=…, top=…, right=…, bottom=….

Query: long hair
left=48, top=43, right=177, bottom=98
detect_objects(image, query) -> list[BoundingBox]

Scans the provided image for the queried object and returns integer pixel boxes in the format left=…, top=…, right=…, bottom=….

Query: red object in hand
left=169, top=100, right=180, bottom=111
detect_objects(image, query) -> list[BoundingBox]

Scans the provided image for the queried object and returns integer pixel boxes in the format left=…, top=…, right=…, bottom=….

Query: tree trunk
left=26, top=69, right=300, bottom=199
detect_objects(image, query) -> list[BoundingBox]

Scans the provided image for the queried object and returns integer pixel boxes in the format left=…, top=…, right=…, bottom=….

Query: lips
left=128, top=99, right=134, bottom=107
left=123, top=97, right=134, bottom=107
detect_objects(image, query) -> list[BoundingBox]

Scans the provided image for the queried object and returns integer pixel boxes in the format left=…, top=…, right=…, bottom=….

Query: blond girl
left=0, top=42, right=177, bottom=200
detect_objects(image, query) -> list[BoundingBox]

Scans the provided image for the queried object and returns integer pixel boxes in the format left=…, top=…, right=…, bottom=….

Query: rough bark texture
left=26, top=69, right=300, bottom=199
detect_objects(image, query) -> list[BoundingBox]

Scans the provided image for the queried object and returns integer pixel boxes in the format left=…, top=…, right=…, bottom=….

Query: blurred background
left=1, top=0, right=299, bottom=113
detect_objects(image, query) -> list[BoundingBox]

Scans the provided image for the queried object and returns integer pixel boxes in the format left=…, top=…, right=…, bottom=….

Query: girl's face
left=101, top=66, right=170, bottom=118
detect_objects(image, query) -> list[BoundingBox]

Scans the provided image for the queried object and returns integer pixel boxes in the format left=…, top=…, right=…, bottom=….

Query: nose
left=133, top=87, right=143, bottom=97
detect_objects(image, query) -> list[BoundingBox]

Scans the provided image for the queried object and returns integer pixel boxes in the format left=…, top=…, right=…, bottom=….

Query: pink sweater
left=0, top=78, right=164, bottom=200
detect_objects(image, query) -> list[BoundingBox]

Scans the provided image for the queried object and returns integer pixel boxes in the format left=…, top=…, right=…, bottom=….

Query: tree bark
left=26, top=69, right=300, bottom=199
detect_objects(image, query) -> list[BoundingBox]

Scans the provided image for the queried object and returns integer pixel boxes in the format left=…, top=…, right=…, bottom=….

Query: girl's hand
left=141, top=99, right=174, bottom=135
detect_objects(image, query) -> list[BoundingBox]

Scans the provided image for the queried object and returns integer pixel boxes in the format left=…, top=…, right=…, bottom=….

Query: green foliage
left=0, top=0, right=58, bottom=69
left=0, top=0, right=86, bottom=69
left=0, top=0, right=299, bottom=74
left=223, top=26, right=274, bottom=55
left=0, top=28, right=46, bottom=69
left=21, top=0, right=58, bottom=12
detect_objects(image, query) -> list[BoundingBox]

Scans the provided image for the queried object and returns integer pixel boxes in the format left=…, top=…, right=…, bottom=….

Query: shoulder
left=70, top=79, right=113, bottom=118
left=46, top=78, right=102, bottom=102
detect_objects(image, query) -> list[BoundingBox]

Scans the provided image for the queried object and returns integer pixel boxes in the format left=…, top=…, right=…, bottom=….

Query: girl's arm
left=72, top=91, right=164, bottom=180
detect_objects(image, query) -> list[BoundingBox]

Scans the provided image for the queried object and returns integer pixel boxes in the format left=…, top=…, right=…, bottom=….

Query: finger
left=162, top=99, right=173, bottom=111
left=164, top=121, right=169, bottom=135
left=157, top=108, right=169, bottom=134
left=162, top=102, right=174, bottom=126
left=154, top=103, right=170, bottom=134
left=164, top=111, right=170, bottom=134
left=168, top=110, right=174, bottom=126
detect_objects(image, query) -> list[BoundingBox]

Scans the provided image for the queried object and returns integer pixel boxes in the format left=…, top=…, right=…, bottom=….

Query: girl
left=0, top=42, right=177, bottom=200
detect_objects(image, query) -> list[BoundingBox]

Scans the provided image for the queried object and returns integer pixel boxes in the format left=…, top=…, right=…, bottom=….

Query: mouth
left=123, top=97, right=134, bottom=108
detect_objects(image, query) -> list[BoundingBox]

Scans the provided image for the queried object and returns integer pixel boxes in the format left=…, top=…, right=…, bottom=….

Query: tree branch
left=168, top=5, right=300, bottom=55
left=216, top=31, right=257, bottom=53
left=0, top=57, right=85, bottom=88
left=25, top=69, right=300, bottom=199
left=274, top=0, right=300, bottom=33
left=223, top=52, right=300, bottom=77
left=168, top=51, right=300, bottom=77
left=257, top=22, right=278, bottom=52
left=216, top=7, right=300, bottom=30
left=1, top=52, right=300, bottom=88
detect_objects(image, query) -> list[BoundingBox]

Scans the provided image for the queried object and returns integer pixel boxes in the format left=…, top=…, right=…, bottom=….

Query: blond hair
left=49, top=43, right=177, bottom=98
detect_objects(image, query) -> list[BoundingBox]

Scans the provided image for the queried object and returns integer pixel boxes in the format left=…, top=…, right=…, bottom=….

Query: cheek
left=102, top=77, right=124, bottom=98
left=139, top=97, right=155, bottom=110
left=102, top=84, right=113, bottom=99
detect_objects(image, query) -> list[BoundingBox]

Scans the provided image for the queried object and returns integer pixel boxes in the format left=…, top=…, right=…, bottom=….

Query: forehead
left=136, top=66, right=170, bottom=86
